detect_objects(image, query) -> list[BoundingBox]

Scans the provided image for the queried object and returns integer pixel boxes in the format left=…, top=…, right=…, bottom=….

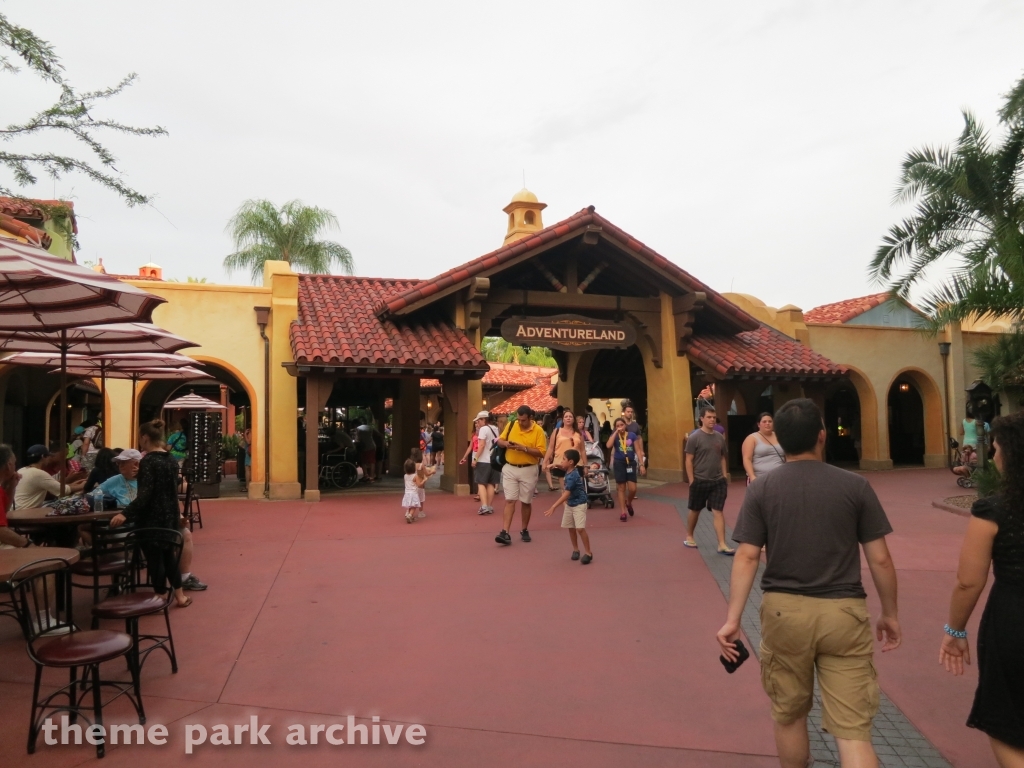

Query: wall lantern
left=899, top=383, right=910, bottom=392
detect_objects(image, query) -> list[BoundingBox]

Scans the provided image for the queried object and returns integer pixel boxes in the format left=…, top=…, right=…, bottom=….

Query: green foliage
left=221, top=433, right=243, bottom=456
left=0, top=12, right=166, bottom=208
left=224, top=199, right=354, bottom=284
left=480, top=337, right=556, bottom=366
left=871, top=73, right=1024, bottom=328
left=973, top=326, right=1024, bottom=400
left=973, top=463, right=1002, bottom=499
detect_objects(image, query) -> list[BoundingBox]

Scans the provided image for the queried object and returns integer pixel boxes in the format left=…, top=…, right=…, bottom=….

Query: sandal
left=683, top=540, right=698, bottom=549
left=176, top=596, right=193, bottom=608
left=717, top=547, right=736, bottom=556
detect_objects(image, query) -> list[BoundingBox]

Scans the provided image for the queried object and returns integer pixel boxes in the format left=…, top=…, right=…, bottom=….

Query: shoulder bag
left=490, top=420, right=516, bottom=472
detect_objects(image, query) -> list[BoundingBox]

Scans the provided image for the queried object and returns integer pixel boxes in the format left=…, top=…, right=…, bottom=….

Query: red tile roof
left=419, top=363, right=557, bottom=392
left=803, top=293, right=892, bottom=324
left=0, top=214, right=51, bottom=249
left=291, top=275, right=488, bottom=371
left=489, top=381, right=559, bottom=415
left=0, top=197, right=77, bottom=231
left=374, top=207, right=759, bottom=334
left=686, top=324, right=845, bottom=378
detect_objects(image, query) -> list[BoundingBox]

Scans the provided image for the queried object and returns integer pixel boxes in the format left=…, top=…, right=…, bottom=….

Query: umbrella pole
left=59, top=332, right=67, bottom=496
left=101, top=360, right=107, bottom=449
left=131, top=377, right=137, bottom=449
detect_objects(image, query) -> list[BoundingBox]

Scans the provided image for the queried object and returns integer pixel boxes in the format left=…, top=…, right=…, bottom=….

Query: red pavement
left=0, top=468, right=995, bottom=767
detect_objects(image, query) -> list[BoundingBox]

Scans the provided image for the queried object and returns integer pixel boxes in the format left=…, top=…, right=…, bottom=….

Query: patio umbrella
left=0, top=242, right=169, bottom=493
left=3, top=351, right=200, bottom=441
left=162, top=391, right=227, bottom=410
left=0, top=239, right=165, bottom=331
left=59, top=366, right=212, bottom=448
left=0, top=324, right=197, bottom=469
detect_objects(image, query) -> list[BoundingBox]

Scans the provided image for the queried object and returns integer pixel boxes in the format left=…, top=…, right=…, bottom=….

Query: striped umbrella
left=0, top=239, right=165, bottom=331
left=58, top=365, right=212, bottom=448
left=0, top=324, right=196, bottom=488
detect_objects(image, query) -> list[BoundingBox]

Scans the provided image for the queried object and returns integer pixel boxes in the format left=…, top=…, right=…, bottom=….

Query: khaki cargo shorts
left=501, top=463, right=539, bottom=504
left=759, top=592, right=879, bottom=741
left=561, top=502, right=587, bottom=529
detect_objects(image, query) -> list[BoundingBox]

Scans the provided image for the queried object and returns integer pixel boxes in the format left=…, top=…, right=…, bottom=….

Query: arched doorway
left=588, top=345, right=648, bottom=427
left=888, top=377, right=925, bottom=465
left=825, top=380, right=861, bottom=466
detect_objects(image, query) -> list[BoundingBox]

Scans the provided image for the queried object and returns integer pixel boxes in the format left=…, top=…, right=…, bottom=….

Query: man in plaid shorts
left=684, top=407, right=735, bottom=555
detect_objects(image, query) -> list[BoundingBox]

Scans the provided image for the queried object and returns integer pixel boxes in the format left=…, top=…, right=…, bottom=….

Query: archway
left=136, top=358, right=257, bottom=492
left=588, top=346, right=648, bottom=426
left=888, top=377, right=925, bottom=465
left=824, top=379, right=861, bottom=466
left=886, top=367, right=944, bottom=467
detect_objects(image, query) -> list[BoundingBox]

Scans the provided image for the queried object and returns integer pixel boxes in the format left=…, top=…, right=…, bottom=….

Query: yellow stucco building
left=0, top=190, right=1011, bottom=498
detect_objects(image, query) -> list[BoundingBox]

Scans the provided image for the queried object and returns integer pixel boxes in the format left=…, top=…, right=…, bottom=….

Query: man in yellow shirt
left=495, top=405, right=547, bottom=545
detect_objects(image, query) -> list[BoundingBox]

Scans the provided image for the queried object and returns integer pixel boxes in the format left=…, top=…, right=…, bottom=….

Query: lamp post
left=939, top=342, right=952, bottom=468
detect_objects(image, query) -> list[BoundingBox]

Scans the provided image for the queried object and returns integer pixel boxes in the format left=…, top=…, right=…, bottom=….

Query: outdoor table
left=7, top=507, right=119, bottom=529
left=0, top=546, right=80, bottom=581
left=7, top=507, right=120, bottom=548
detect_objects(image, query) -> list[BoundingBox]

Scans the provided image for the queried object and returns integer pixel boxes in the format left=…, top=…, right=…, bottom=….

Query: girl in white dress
left=403, top=459, right=426, bottom=523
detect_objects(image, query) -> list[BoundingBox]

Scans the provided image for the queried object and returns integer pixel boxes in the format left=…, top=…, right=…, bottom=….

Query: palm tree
left=224, top=199, right=354, bottom=284
left=481, top=337, right=557, bottom=366
left=870, top=74, right=1024, bottom=327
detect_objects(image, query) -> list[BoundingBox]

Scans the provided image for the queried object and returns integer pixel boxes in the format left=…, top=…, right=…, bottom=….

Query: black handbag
left=490, top=421, right=515, bottom=471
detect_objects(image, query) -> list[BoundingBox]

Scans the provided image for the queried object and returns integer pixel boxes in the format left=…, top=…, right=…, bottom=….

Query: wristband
left=943, top=623, right=967, bottom=639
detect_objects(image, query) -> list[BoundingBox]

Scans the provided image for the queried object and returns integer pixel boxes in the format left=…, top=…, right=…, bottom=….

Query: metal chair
left=70, top=520, right=132, bottom=625
left=9, top=557, right=143, bottom=758
left=178, top=471, right=203, bottom=531
left=92, top=528, right=182, bottom=675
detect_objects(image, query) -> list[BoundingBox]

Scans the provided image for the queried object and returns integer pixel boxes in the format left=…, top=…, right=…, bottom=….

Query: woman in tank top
left=741, top=412, right=785, bottom=483
left=543, top=409, right=583, bottom=489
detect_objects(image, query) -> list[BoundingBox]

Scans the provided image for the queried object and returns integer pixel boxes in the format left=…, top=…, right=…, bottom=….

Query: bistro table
left=0, top=546, right=80, bottom=581
left=8, top=507, right=120, bottom=528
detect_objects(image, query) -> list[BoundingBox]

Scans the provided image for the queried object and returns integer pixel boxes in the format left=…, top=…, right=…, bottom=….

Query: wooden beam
left=489, top=289, right=660, bottom=314
left=565, top=257, right=578, bottom=294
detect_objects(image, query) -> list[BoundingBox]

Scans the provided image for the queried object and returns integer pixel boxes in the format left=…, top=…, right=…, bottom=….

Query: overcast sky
left=7, top=1, right=1023, bottom=310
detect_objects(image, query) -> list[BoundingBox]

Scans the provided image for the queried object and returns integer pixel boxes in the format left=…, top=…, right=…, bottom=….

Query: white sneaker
left=417, top=511, right=426, bottom=518
left=33, top=613, right=72, bottom=636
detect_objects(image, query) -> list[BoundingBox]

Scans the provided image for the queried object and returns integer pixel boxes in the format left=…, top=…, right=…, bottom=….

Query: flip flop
left=717, top=547, right=736, bottom=556
left=176, top=596, right=193, bottom=608
left=683, top=540, right=698, bottom=549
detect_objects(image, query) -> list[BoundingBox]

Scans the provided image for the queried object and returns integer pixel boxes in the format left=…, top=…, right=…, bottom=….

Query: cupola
left=502, top=188, right=547, bottom=245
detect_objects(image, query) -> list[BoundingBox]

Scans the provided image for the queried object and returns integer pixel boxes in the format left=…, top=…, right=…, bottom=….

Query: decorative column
left=439, top=376, right=471, bottom=495
left=304, top=374, right=322, bottom=502
left=392, top=377, right=421, bottom=476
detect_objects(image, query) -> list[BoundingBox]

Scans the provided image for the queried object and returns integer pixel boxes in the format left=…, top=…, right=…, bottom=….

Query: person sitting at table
left=0, top=443, right=31, bottom=549
left=98, top=449, right=141, bottom=507
left=83, top=447, right=119, bottom=494
left=15, top=444, right=86, bottom=509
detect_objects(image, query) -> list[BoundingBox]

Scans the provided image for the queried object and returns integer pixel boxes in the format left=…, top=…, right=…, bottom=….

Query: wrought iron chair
left=70, top=520, right=132, bottom=626
left=9, top=557, right=143, bottom=758
left=92, top=528, right=182, bottom=675
left=178, top=469, right=203, bottom=531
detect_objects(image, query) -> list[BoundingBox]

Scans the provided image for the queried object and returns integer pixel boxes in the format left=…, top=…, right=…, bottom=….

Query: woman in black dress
left=940, top=412, right=1024, bottom=765
left=110, top=420, right=192, bottom=608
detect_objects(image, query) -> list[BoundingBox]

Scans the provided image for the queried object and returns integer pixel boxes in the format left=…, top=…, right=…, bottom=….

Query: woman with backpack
left=472, top=412, right=500, bottom=515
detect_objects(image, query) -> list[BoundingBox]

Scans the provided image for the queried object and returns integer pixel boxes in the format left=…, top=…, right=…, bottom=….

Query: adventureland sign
left=500, top=315, right=636, bottom=352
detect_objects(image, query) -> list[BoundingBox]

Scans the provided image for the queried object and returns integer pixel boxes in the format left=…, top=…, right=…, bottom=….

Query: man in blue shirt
left=543, top=449, right=592, bottom=564
left=98, top=449, right=141, bottom=507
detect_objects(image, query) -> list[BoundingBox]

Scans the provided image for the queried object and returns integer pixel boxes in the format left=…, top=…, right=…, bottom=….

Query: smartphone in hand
left=719, top=639, right=750, bottom=674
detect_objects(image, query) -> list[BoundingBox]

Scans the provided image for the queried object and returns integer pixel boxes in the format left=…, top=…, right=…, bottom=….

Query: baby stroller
left=949, top=438, right=977, bottom=488
left=583, top=441, right=615, bottom=508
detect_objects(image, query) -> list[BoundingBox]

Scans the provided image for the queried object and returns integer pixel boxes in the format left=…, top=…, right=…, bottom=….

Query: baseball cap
left=73, top=425, right=85, bottom=435
left=112, top=449, right=143, bottom=462
left=474, top=410, right=490, bottom=422
left=25, top=444, right=48, bottom=463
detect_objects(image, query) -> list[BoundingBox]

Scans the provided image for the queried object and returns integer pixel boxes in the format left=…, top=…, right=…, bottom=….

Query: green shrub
left=973, top=464, right=1002, bottom=499
left=222, top=433, right=243, bottom=456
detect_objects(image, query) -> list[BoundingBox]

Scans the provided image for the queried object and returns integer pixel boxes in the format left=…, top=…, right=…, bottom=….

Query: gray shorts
left=474, top=462, right=498, bottom=486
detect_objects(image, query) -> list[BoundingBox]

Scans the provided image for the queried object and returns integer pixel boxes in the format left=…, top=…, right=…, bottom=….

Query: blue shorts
left=613, top=460, right=637, bottom=485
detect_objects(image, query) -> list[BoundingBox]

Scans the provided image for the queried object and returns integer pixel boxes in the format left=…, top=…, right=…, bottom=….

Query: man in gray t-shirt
left=683, top=407, right=733, bottom=554
left=716, top=398, right=900, bottom=767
